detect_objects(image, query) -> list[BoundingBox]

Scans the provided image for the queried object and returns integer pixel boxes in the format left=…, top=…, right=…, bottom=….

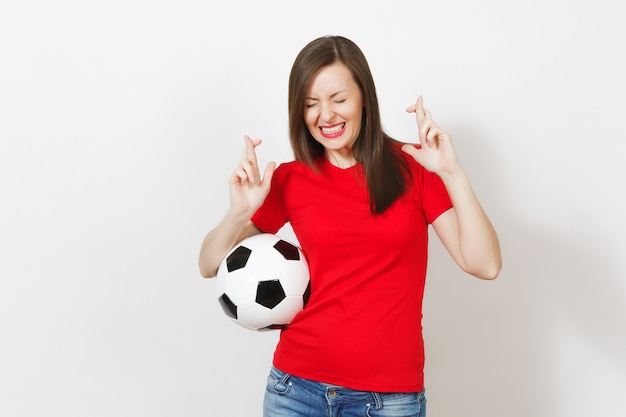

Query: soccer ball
left=215, top=233, right=311, bottom=331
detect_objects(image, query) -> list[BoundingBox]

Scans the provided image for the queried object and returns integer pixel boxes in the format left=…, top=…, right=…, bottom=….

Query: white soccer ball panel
left=237, top=302, right=274, bottom=330
left=279, top=260, right=310, bottom=295
left=243, top=247, right=285, bottom=282
left=248, top=233, right=281, bottom=247
left=271, top=296, right=304, bottom=324
left=221, top=270, right=259, bottom=306
left=214, top=270, right=226, bottom=295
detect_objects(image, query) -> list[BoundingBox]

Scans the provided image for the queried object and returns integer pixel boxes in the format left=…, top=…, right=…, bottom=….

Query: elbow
left=465, top=244, right=502, bottom=280
left=461, top=253, right=502, bottom=280
left=198, top=249, right=223, bottom=278
left=198, top=262, right=218, bottom=279
left=477, top=268, right=500, bottom=281
left=473, top=259, right=502, bottom=280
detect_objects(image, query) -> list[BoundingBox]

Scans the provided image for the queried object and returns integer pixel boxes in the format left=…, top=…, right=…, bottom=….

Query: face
left=304, top=62, right=363, bottom=167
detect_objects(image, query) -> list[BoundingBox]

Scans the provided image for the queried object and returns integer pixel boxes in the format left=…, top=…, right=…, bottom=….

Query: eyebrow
left=304, top=90, right=348, bottom=100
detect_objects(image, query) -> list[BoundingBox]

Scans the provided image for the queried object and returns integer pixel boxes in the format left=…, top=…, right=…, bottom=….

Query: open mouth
left=320, top=123, right=345, bottom=138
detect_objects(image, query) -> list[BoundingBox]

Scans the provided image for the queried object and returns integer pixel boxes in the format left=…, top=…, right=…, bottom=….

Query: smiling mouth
left=320, top=123, right=345, bottom=137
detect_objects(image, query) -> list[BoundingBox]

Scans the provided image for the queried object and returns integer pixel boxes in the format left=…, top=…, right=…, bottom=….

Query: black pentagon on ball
left=303, top=280, right=312, bottom=306
left=226, top=245, right=252, bottom=272
left=256, top=279, right=286, bottom=309
left=273, top=240, right=300, bottom=260
left=218, top=293, right=238, bottom=319
left=259, top=323, right=288, bottom=331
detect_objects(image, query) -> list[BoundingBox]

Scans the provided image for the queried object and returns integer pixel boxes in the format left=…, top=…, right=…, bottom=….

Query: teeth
left=321, top=123, right=344, bottom=135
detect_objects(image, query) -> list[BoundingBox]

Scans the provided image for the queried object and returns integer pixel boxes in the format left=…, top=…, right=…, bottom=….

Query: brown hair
left=288, top=35, right=410, bottom=214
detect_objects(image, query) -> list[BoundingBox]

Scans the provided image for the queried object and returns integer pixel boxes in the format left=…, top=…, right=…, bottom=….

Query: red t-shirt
left=251, top=151, right=452, bottom=392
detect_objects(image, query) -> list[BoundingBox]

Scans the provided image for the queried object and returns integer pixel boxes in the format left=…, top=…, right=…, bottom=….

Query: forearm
left=440, top=168, right=502, bottom=279
left=198, top=209, right=254, bottom=278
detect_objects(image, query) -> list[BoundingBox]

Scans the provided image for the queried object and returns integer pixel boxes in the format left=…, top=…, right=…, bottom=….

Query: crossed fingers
left=234, top=135, right=261, bottom=186
left=408, top=96, right=441, bottom=148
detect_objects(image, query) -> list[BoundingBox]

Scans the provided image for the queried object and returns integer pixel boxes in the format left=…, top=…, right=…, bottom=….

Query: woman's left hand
left=401, top=95, right=461, bottom=178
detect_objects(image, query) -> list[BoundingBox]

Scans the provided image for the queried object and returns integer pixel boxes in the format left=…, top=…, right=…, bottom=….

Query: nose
left=319, top=103, right=335, bottom=123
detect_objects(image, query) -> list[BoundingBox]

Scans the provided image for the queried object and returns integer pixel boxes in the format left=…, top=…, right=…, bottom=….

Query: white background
left=1, top=0, right=625, bottom=416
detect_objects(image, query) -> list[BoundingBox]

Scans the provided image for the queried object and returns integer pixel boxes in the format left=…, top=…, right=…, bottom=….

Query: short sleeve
left=422, top=169, right=453, bottom=224
left=250, top=163, right=289, bottom=233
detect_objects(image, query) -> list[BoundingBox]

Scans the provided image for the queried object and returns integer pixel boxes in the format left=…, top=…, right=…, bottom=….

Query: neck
left=325, top=151, right=356, bottom=169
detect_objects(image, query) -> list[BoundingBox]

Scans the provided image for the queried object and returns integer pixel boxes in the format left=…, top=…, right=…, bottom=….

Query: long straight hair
left=288, top=35, right=410, bottom=214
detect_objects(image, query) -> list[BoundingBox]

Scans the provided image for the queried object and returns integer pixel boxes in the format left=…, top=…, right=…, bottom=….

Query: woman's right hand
left=229, top=135, right=276, bottom=217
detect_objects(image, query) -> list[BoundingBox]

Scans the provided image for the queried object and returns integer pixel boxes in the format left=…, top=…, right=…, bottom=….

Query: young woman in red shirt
left=199, top=35, right=501, bottom=417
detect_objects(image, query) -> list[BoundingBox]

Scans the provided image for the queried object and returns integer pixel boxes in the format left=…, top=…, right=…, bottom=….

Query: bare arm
left=402, top=96, right=502, bottom=280
left=431, top=171, right=501, bottom=280
left=198, top=217, right=261, bottom=278
left=198, top=135, right=276, bottom=278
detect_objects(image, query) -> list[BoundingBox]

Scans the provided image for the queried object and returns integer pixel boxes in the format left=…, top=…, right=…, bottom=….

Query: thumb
left=401, top=143, right=422, bottom=158
left=260, top=161, right=277, bottom=189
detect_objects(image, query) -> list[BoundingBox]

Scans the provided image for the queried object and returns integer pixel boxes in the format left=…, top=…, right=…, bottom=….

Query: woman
left=199, top=35, right=501, bottom=417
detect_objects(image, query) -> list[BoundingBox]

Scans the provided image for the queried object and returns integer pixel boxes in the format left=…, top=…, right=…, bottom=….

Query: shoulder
left=271, top=159, right=316, bottom=183
left=390, top=141, right=426, bottom=175
left=274, top=159, right=310, bottom=174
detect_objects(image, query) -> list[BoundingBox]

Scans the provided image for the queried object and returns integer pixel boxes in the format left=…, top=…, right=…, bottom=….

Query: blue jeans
left=263, top=366, right=426, bottom=417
